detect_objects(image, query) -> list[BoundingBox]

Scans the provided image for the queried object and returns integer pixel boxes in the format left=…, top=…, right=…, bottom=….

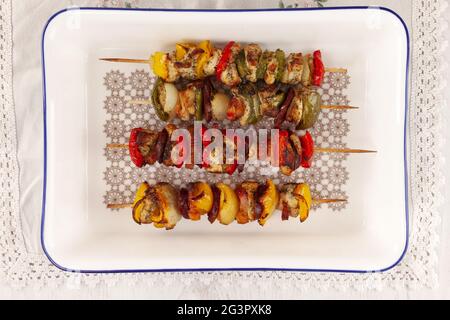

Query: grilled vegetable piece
left=132, top=182, right=152, bottom=224
left=187, top=182, right=214, bottom=221
left=301, top=54, right=312, bottom=87
left=257, top=179, right=280, bottom=226
left=129, top=128, right=160, bottom=167
left=277, top=130, right=300, bottom=176
left=196, top=40, right=213, bottom=78
left=235, top=181, right=259, bottom=224
left=132, top=183, right=182, bottom=230
left=299, top=131, right=314, bottom=169
left=294, top=183, right=312, bottom=222
left=215, top=183, right=239, bottom=225
left=211, top=92, right=230, bottom=121
left=297, top=90, right=321, bottom=130
left=312, top=50, right=325, bottom=87
left=208, top=184, right=221, bottom=223
left=151, top=78, right=170, bottom=121
left=274, top=87, right=295, bottom=128
left=151, top=52, right=169, bottom=80
left=194, top=88, right=203, bottom=121
left=256, top=51, right=269, bottom=80
left=236, top=49, right=249, bottom=78
left=275, top=49, right=286, bottom=82
left=216, top=41, right=235, bottom=80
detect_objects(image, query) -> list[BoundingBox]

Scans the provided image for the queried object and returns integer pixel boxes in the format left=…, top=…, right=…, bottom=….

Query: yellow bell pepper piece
left=132, top=182, right=150, bottom=224
left=190, top=182, right=213, bottom=220
left=196, top=40, right=213, bottom=78
left=151, top=52, right=168, bottom=80
left=258, top=179, right=280, bottom=226
left=175, top=44, right=188, bottom=61
left=294, top=183, right=312, bottom=222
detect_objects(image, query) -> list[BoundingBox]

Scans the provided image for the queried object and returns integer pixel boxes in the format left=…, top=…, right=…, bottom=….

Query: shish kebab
left=131, top=79, right=356, bottom=129
left=108, top=180, right=346, bottom=230
left=100, top=41, right=345, bottom=88
left=107, top=125, right=376, bottom=176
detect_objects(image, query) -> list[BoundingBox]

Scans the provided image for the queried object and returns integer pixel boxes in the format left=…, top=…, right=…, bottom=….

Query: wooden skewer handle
left=108, top=203, right=133, bottom=209
left=325, top=67, right=347, bottom=73
left=100, top=58, right=150, bottom=64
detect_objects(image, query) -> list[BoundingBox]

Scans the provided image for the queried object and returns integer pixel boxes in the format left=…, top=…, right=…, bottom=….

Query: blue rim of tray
left=41, top=6, right=410, bottom=274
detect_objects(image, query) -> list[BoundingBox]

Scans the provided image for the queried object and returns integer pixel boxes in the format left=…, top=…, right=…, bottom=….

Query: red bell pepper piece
left=216, top=41, right=235, bottom=80
left=312, top=50, right=325, bottom=87
left=225, top=162, right=238, bottom=175
left=300, top=131, right=314, bottom=168
left=174, top=135, right=185, bottom=168
left=129, top=128, right=145, bottom=168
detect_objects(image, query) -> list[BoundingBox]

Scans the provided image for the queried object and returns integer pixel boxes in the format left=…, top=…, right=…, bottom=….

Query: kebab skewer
left=132, top=78, right=356, bottom=128
left=107, top=180, right=347, bottom=230
left=107, top=125, right=376, bottom=176
left=100, top=41, right=345, bottom=88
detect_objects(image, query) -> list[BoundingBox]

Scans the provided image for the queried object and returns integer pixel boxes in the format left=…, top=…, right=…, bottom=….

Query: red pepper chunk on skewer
left=300, top=131, right=314, bottom=168
left=128, top=126, right=316, bottom=174
left=129, top=128, right=145, bottom=168
left=312, top=50, right=325, bottom=87
left=215, top=41, right=235, bottom=80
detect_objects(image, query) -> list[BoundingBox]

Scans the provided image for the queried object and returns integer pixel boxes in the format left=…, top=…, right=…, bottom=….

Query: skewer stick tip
left=321, top=105, right=358, bottom=110
left=312, top=199, right=347, bottom=205
left=107, top=143, right=128, bottom=150
left=315, top=148, right=377, bottom=154
left=107, top=203, right=133, bottom=209
left=128, top=99, right=152, bottom=106
left=325, top=67, right=347, bottom=73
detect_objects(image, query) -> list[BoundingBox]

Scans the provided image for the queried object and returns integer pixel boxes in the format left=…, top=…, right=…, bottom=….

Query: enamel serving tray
left=41, top=7, right=409, bottom=273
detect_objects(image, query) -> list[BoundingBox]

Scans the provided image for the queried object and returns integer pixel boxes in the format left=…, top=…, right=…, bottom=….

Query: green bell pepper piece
left=151, top=77, right=169, bottom=121
left=275, top=49, right=286, bottom=82
left=297, top=91, right=321, bottom=130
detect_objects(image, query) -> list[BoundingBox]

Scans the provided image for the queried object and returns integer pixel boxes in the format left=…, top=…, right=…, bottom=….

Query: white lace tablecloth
left=0, top=0, right=448, bottom=299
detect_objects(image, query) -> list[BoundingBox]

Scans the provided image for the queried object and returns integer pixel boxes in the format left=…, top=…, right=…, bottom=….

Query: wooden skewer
left=99, top=58, right=347, bottom=74
left=324, top=67, right=347, bottom=73
left=128, top=99, right=357, bottom=111
left=108, top=198, right=347, bottom=210
left=315, top=148, right=377, bottom=154
left=107, top=143, right=128, bottom=149
left=312, top=199, right=347, bottom=205
left=107, top=143, right=376, bottom=154
left=100, top=58, right=151, bottom=64
left=108, top=203, right=133, bottom=209
left=320, top=105, right=358, bottom=110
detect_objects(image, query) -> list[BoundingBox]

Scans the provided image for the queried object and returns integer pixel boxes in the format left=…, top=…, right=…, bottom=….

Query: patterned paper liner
left=102, top=70, right=351, bottom=211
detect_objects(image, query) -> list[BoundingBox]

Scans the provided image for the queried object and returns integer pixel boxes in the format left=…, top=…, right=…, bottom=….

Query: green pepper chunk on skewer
left=151, top=77, right=170, bottom=121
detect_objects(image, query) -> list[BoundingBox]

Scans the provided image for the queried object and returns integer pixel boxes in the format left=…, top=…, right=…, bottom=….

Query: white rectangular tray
left=41, top=7, right=409, bottom=273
